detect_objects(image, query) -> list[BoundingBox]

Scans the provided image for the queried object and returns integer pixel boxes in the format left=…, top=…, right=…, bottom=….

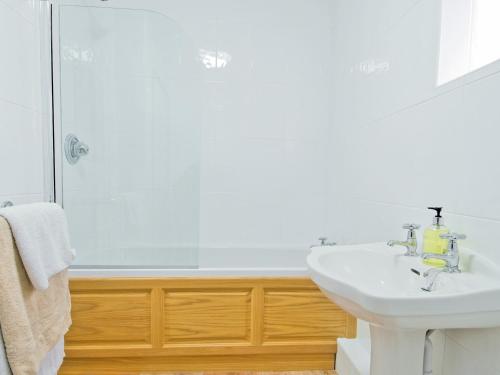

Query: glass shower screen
left=57, top=4, right=201, bottom=268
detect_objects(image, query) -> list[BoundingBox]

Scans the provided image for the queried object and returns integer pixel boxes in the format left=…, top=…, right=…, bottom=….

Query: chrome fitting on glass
left=387, top=223, right=420, bottom=256
left=65, top=134, right=90, bottom=165
left=422, top=233, right=466, bottom=273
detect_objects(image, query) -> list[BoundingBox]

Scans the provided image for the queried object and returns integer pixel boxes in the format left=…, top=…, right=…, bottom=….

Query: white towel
left=0, top=332, right=64, bottom=375
left=0, top=328, right=10, bottom=375
left=0, top=203, right=76, bottom=290
left=38, top=338, right=65, bottom=375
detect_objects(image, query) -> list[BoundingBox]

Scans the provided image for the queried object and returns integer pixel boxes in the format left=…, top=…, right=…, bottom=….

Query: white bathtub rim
left=69, top=267, right=309, bottom=277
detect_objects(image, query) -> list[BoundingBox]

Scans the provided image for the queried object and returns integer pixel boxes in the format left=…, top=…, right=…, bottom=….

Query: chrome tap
left=311, top=237, right=336, bottom=248
left=319, top=237, right=336, bottom=246
left=422, top=233, right=466, bottom=273
left=387, top=223, right=420, bottom=256
left=421, top=268, right=445, bottom=292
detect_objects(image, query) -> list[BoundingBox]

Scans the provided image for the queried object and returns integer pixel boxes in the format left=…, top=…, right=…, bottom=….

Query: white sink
left=307, top=242, right=500, bottom=375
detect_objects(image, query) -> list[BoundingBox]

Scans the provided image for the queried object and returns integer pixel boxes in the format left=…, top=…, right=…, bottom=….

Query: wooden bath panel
left=60, top=277, right=356, bottom=374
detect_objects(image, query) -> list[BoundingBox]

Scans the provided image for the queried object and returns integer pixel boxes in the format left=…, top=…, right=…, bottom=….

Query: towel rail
left=0, top=201, right=13, bottom=208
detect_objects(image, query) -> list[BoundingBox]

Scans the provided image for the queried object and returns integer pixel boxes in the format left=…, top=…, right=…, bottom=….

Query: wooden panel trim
left=150, top=287, right=163, bottom=348
left=163, top=288, right=253, bottom=345
left=346, top=313, right=357, bottom=338
left=66, top=289, right=152, bottom=347
left=61, top=353, right=335, bottom=374
left=251, top=285, right=265, bottom=346
left=65, top=343, right=338, bottom=357
left=63, top=277, right=355, bottom=373
left=68, top=277, right=323, bottom=290
left=262, top=288, right=347, bottom=345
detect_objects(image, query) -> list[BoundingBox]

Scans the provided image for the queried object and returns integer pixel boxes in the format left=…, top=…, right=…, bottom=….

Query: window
left=438, top=0, right=500, bottom=85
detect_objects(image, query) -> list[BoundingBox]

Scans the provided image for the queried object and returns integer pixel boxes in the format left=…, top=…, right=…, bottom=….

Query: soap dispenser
left=423, top=207, right=449, bottom=266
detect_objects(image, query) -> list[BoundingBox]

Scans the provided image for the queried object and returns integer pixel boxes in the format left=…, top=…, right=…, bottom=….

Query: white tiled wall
left=58, top=0, right=335, bottom=264
left=0, top=0, right=46, bottom=206
left=327, top=0, right=500, bottom=374
left=190, top=0, right=334, bottom=249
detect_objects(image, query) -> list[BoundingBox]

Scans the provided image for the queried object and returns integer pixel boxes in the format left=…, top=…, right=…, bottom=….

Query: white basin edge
left=307, top=242, right=500, bottom=319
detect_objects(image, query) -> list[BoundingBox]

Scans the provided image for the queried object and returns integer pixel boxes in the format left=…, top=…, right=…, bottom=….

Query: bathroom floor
left=141, top=372, right=337, bottom=375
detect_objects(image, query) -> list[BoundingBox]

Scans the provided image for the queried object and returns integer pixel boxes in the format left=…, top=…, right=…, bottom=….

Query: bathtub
left=68, top=246, right=310, bottom=277
left=64, top=245, right=355, bottom=374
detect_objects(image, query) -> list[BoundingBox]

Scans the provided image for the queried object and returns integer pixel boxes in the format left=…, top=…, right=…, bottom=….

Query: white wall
left=194, top=0, right=334, bottom=249
left=148, top=0, right=334, bottom=250
left=56, top=0, right=335, bottom=264
left=0, top=0, right=47, bottom=206
left=327, top=0, right=500, bottom=374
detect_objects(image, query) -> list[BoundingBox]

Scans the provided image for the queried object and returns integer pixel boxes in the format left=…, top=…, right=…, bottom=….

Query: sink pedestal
left=370, top=325, right=426, bottom=375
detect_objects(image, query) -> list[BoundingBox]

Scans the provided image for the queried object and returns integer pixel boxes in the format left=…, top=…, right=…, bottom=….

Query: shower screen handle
left=65, top=134, right=90, bottom=165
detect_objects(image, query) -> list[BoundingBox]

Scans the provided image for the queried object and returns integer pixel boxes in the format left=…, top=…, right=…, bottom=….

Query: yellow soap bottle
left=423, top=207, right=449, bottom=267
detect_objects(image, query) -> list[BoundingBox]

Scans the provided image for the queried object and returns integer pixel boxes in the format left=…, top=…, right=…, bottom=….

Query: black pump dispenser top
left=428, top=207, right=442, bottom=217
left=428, top=207, right=444, bottom=225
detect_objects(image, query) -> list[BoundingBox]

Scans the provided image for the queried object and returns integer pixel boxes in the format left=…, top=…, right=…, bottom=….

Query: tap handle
left=318, top=237, right=327, bottom=245
left=402, top=223, right=420, bottom=241
left=440, top=233, right=466, bottom=241
left=440, top=232, right=466, bottom=256
left=403, top=223, right=420, bottom=231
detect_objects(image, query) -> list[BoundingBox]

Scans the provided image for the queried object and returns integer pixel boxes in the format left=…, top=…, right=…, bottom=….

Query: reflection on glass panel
left=59, top=5, right=201, bottom=268
left=438, top=0, right=500, bottom=85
